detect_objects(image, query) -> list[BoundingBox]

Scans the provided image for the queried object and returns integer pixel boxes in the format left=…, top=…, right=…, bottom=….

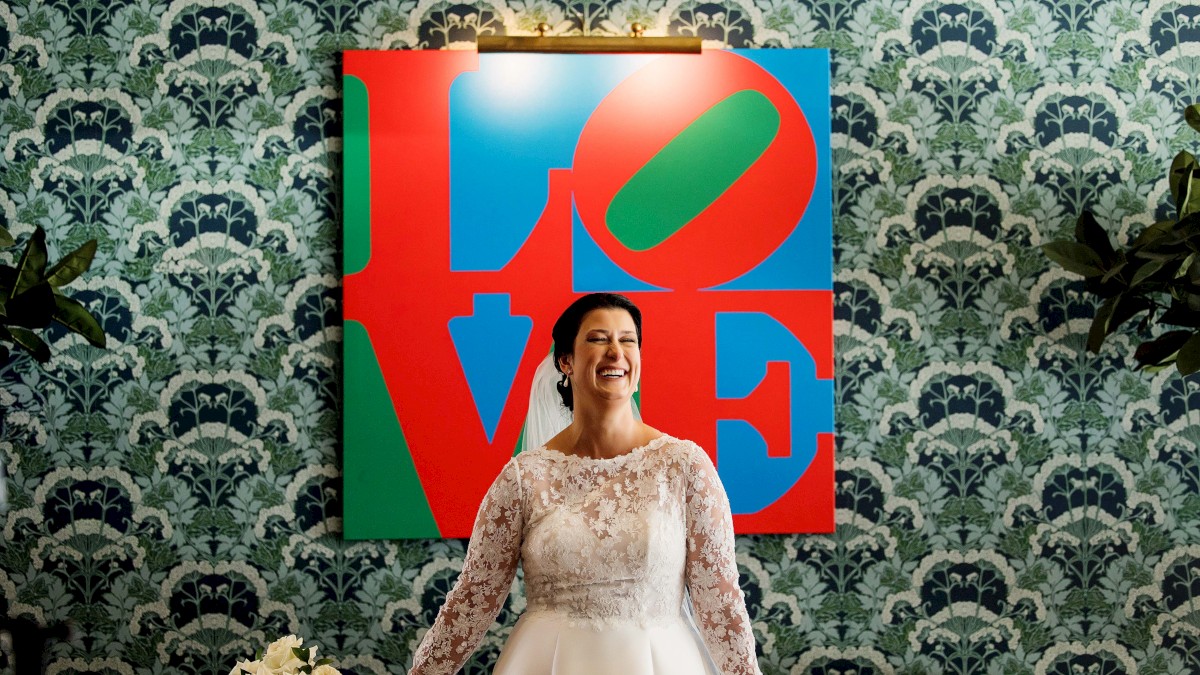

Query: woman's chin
left=580, top=387, right=634, bottom=406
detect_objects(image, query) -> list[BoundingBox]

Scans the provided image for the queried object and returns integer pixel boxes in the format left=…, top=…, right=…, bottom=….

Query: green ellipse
left=605, top=90, right=780, bottom=252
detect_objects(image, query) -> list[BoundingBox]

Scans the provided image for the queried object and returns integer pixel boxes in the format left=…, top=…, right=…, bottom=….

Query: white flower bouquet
left=229, top=635, right=342, bottom=675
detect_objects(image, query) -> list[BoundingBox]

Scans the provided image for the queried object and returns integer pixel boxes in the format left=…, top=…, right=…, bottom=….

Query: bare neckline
left=534, top=434, right=672, bottom=463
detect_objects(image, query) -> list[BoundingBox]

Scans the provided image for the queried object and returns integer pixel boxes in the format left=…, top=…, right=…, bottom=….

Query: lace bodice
left=408, top=436, right=761, bottom=675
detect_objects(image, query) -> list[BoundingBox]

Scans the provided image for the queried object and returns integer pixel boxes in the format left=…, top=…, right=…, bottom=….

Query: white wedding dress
left=407, top=436, right=762, bottom=675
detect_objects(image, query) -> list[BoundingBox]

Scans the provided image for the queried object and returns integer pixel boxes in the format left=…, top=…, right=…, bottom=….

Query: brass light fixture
left=476, top=22, right=701, bottom=53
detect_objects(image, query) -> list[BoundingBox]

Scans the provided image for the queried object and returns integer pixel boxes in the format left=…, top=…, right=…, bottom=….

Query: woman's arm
left=408, top=459, right=524, bottom=675
left=682, top=444, right=762, bottom=675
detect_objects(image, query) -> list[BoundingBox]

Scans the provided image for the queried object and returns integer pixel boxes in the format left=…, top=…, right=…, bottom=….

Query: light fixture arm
left=477, top=25, right=701, bottom=53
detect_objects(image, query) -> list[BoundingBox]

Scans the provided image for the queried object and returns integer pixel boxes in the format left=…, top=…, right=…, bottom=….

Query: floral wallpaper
left=2, top=0, right=1199, bottom=673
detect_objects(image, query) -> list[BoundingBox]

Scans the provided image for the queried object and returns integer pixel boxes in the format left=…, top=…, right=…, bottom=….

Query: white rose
left=262, top=635, right=308, bottom=672
left=228, top=661, right=271, bottom=675
left=227, top=659, right=257, bottom=675
left=311, top=666, right=342, bottom=675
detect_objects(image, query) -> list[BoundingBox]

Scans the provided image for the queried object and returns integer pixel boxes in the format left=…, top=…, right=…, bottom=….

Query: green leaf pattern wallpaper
left=2, top=0, right=1200, bottom=673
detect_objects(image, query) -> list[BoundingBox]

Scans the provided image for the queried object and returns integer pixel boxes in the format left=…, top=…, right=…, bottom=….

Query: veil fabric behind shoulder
left=523, top=352, right=640, bottom=452
left=524, top=353, right=573, bottom=452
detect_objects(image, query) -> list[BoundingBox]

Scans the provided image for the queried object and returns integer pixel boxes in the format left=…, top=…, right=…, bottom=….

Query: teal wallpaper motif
left=2, top=0, right=1199, bottom=673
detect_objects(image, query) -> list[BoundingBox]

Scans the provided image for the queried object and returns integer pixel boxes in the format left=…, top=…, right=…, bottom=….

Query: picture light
left=477, top=23, right=702, bottom=53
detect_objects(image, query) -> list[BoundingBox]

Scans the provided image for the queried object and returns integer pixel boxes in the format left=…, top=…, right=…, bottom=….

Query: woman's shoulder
left=644, top=434, right=713, bottom=469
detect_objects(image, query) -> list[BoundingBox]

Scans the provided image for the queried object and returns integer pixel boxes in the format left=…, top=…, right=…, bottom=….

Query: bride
left=407, top=293, right=762, bottom=675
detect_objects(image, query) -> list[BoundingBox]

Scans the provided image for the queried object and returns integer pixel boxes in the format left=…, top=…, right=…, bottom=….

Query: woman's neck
left=556, top=402, right=650, bottom=459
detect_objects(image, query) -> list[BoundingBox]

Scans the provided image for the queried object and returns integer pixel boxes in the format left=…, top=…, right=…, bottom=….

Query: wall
left=2, top=0, right=1199, bottom=673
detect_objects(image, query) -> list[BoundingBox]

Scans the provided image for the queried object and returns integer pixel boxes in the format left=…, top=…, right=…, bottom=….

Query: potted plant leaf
left=1043, top=104, right=1200, bottom=375
left=0, top=224, right=106, bottom=364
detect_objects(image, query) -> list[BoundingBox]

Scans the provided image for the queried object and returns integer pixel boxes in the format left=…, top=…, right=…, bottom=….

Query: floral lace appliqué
left=408, top=436, right=761, bottom=675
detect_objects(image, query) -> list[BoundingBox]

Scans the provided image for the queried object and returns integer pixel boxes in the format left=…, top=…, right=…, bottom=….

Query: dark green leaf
left=292, top=647, right=310, bottom=663
left=1182, top=210, right=1200, bottom=229
left=1087, top=295, right=1153, bottom=352
left=45, top=239, right=96, bottom=287
left=1138, top=305, right=1157, bottom=332
left=1134, top=330, right=1191, bottom=369
left=1042, top=241, right=1106, bottom=277
left=52, top=294, right=105, bottom=347
left=11, top=226, right=47, bottom=298
left=314, top=659, right=333, bottom=666
left=1172, top=151, right=1198, bottom=208
left=1132, top=220, right=1176, bottom=248
left=1130, top=259, right=1165, bottom=287
left=1176, top=164, right=1200, bottom=219
left=6, top=326, right=50, bottom=362
left=1179, top=252, right=1198, bottom=279
left=1177, top=333, right=1200, bottom=374
left=1185, top=237, right=1200, bottom=266
left=1088, top=296, right=1117, bottom=353
left=1101, top=259, right=1126, bottom=283
left=0, top=225, right=12, bottom=248
left=1111, top=296, right=1152, bottom=334
left=1161, top=299, right=1200, bottom=327
left=5, top=282, right=54, bottom=328
left=1083, top=275, right=1125, bottom=299
left=1185, top=179, right=1200, bottom=221
left=1074, top=211, right=1116, bottom=263
left=1138, top=246, right=1188, bottom=262
left=1187, top=104, right=1200, bottom=133
left=1144, top=225, right=1192, bottom=251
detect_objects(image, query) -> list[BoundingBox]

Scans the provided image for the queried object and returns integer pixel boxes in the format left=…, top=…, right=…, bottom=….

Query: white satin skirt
left=492, top=612, right=718, bottom=675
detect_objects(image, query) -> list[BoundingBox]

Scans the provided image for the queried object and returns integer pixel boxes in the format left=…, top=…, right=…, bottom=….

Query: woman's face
left=562, top=307, right=640, bottom=408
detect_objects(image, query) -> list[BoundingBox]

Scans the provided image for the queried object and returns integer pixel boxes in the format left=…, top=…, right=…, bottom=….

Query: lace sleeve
left=408, top=459, right=524, bottom=675
left=682, top=445, right=762, bottom=675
